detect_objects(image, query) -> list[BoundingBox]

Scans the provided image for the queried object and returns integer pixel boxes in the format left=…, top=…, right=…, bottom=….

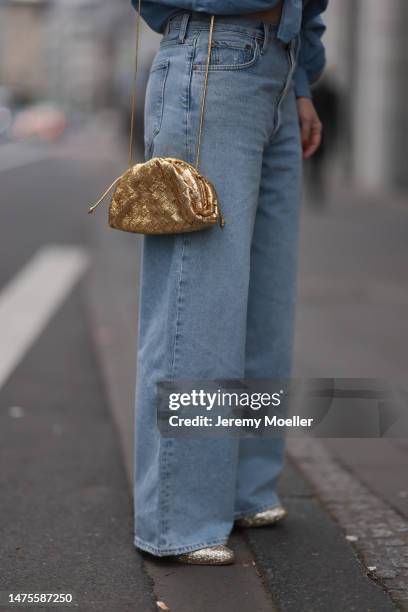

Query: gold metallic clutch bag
left=88, top=3, right=224, bottom=234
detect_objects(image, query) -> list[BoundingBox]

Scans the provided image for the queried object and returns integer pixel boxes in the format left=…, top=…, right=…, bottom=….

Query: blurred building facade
left=0, top=0, right=50, bottom=102
left=0, top=0, right=406, bottom=194
left=325, top=0, right=408, bottom=193
left=0, top=0, right=132, bottom=110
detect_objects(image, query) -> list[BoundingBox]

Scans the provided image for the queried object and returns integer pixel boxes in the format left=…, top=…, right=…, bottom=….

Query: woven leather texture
left=108, top=157, right=222, bottom=235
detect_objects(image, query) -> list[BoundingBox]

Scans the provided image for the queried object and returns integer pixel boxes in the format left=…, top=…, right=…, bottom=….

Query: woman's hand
left=296, top=97, right=322, bottom=159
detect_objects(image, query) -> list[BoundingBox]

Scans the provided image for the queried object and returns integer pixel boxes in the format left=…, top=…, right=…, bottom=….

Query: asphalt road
left=0, top=152, right=155, bottom=610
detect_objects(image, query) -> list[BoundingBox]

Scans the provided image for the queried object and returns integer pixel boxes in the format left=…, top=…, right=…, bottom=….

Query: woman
left=131, top=0, right=327, bottom=565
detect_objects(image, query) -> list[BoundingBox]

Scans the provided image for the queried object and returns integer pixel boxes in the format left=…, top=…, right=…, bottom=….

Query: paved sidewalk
left=291, top=185, right=408, bottom=609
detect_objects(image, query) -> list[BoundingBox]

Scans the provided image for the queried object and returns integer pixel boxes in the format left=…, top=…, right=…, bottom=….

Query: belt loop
left=294, top=33, right=301, bottom=63
left=178, top=11, right=191, bottom=43
left=289, top=37, right=298, bottom=73
left=260, top=22, right=269, bottom=55
left=163, top=18, right=170, bottom=36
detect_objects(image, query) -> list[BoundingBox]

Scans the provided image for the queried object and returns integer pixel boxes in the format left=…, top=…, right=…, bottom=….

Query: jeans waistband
left=164, top=10, right=280, bottom=45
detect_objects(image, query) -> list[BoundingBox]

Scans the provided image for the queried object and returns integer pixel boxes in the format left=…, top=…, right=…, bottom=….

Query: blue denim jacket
left=131, top=0, right=328, bottom=98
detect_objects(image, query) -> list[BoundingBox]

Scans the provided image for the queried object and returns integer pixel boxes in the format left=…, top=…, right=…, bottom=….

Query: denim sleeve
left=133, top=0, right=282, bottom=14
left=293, top=13, right=326, bottom=99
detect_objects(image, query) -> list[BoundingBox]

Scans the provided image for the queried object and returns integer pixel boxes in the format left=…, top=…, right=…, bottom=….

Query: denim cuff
left=293, top=65, right=311, bottom=99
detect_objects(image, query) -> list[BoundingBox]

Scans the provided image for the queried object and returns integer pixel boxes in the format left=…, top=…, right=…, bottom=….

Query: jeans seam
left=158, top=437, right=173, bottom=548
left=144, top=59, right=169, bottom=157
left=160, top=38, right=195, bottom=49
left=170, top=237, right=188, bottom=379
left=272, top=39, right=297, bottom=135
left=185, top=40, right=197, bottom=164
left=167, top=24, right=267, bottom=41
left=192, top=39, right=261, bottom=72
left=157, top=235, right=188, bottom=550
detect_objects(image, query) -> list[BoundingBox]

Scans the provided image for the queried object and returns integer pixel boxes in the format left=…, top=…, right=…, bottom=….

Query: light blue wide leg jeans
left=133, top=11, right=302, bottom=556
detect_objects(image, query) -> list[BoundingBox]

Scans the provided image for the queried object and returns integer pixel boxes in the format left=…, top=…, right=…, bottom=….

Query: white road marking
left=0, top=245, right=89, bottom=389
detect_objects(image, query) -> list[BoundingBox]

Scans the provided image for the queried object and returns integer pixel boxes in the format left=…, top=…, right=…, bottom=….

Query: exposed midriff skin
left=246, top=0, right=284, bottom=24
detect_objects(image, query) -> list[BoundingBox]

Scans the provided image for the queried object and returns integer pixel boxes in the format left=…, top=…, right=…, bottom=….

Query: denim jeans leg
left=134, top=17, right=302, bottom=555
left=134, top=49, right=265, bottom=558
left=236, top=87, right=302, bottom=517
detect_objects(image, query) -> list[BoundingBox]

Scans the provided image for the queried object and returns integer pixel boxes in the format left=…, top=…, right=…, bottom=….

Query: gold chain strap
left=89, top=4, right=215, bottom=214
left=194, top=12, right=215, bottom=169
left=129, top=0, right=215, bottom=170
left=128, top=0, right=142, bottom=167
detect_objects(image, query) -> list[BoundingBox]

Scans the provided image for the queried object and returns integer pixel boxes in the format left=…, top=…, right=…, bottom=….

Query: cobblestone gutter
left=288, top=439, right=408, bottom=611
